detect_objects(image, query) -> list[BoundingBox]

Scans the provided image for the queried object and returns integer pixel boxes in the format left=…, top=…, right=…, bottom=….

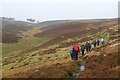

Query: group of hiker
left=70, top=38, right=104, bottom=60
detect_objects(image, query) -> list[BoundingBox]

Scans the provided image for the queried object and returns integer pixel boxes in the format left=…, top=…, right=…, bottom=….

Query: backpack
left=73, top=45, right=79, bottom=51
left=89, top=42, right=92, bottom=45
left=70, top=48, right=73, bottom=54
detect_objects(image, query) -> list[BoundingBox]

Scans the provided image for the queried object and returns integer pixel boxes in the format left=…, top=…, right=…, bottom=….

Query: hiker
left=72, top=45, right=80, bottom=60
left=88, top=41, right=92, bottom=51
left=85, top=42, right=89, bottom=52
left=97, top=39, right=100, bottom=46
left=70, top=48, right=74, bottom=60
left=81, top=44, right=85, bottom=57
left=92, top=40, right=97, bottom=47
left=101, top=38, right=104, bottom=44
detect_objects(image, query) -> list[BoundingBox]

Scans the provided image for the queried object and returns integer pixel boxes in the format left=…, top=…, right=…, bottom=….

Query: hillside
left=2, top=17, right=72, bottom=43
left=2, top=18, right=119, bottom=78
left=34, top=19, right=117, bottom=37
left=2, top=18, right=73, bottom=57
left=2, top=17, right=33, bottom=43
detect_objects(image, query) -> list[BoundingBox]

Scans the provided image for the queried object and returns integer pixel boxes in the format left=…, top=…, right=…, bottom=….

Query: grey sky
left=1, top=0, right=119, bottom=22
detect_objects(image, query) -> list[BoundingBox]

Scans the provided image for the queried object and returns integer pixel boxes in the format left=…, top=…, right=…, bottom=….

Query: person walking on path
left=88, top=41, right=92, bottom=51
left=101, top=38, right=104, bottom=44
left=85, top=42, right=89, bottom=52
left=97, top=39, right=100, bottom=46
left=92, top=40, right=97, bottom=47
left=72, top=45, right=80, bottom=60
left=81, top=44, right=85, bottom=57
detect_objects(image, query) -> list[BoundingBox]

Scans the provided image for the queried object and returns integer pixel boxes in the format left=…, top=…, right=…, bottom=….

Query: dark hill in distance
left=34, top=18, right=117, bottom=37
left=2, top=17, right=71, bottom=43
left=35, top=20, right=71, bottom=27
left=2, top=17, right=33, bottom=34
left=2, top=17, right=34, bottom=43
left=2, top=17, right=117, bottom=43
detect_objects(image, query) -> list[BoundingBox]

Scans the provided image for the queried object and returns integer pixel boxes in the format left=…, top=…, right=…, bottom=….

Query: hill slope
left=2, top=18, right=119, bottom=78
left=2, top=17, right=33, bottom=43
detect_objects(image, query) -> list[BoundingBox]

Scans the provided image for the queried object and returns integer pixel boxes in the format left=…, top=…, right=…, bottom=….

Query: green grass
left=2, top=45, right=70, bottom=70
left=2, top=28, right=111, bottom=77
left=42, top=44, right=59, bottom=51
left=99, top=31, right=110, bottom=42
left=3, top=62, right=17, bottom=70
left=2, top=36, right=52, bottom=58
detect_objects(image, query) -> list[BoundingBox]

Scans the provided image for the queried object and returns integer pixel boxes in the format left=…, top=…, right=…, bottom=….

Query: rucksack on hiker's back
left=73, top=45, right=79, bottom=51
left=70, top=48, right=73, bottom=54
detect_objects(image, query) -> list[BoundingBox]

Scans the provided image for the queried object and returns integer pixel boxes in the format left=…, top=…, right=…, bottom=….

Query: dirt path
left=69, top=42, right=110, bottom=78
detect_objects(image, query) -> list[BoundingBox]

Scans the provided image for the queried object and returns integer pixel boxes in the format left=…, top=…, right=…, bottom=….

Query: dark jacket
left=81, top=45, right=85, bottom=50
left=72, top=47, right=80, bottom=60
left=92, top=40, right=96, bottom=45
left=97, top=39, right=100, bottom=45
left=73, top=47, right=80, bottom=54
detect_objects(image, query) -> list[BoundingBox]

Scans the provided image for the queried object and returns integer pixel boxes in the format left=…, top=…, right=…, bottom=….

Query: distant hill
left=34, top=19, right=117, bottom=37
left=35, top=20, right=71, bottom=27
left=2, top=17, right=117, bottom=43
left=2, top=17, right=71, bottom=43
left=2, top=17, right=33, bottom=34
left=2, top=17, right=33, bottom=43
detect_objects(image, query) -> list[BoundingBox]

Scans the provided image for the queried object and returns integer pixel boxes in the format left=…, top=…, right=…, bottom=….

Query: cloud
left=1, top=0, right=118, bottom=21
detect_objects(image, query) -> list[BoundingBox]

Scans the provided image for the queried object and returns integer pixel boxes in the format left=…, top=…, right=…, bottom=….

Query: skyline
left=1, top=0, right=119, bottom=22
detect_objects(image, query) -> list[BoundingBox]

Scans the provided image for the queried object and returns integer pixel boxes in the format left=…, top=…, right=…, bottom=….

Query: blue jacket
left=70, top=48, right=73, bottom=54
